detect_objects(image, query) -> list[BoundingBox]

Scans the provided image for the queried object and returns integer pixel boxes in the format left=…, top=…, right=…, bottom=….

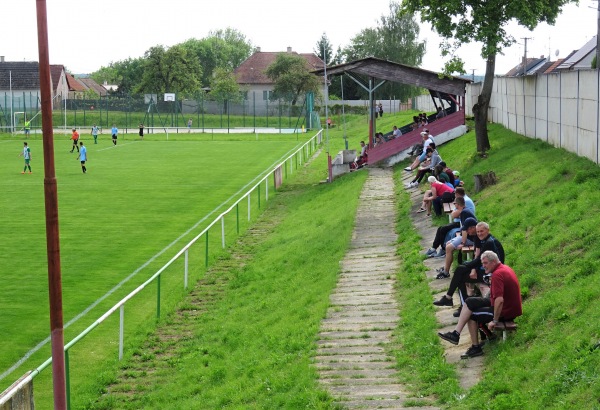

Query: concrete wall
left=456, top=69, right=600, bottom=164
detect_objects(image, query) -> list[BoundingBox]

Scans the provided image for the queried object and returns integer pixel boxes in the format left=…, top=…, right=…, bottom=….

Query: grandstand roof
left=312, top=57, right=469, bottom=96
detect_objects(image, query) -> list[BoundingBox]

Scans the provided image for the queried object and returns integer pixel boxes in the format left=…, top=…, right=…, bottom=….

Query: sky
left=2, top=0, right=598, bottom=77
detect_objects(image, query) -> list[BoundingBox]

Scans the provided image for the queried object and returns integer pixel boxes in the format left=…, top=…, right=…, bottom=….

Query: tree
left=314, top=33, right=334, bottom=65
left=401, top=0, right=575, bottom=153
left=181, top=28, right=253, bottom=87
left=209, top=68, right=242, bottom=102
left=91, top=58, right=145, bottom=94
left=136, top=44, right=202, bottom=95
left=342, top=1, right=426, bottom=101
left=265, top=53, right=321, bottom=105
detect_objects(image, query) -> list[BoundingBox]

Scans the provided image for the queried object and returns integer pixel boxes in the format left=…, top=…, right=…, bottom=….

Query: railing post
left=184, top=249, right=189, bottom=289
left=65, top=349, right=71, bottom=410
left=247, top=194, right=251, bottom=221
left=258, top=184, right=261, bottom=209
left=221, top=216, right=225, bottom=249
left=236, top=203, right=240, bottom=234
left=205, top=231, right=209, bottom=267
left=265, top=178, right=269, bottom=202
left=119, top=305, right=124, bottom=360
left=156, top=274, right=161, bottom=319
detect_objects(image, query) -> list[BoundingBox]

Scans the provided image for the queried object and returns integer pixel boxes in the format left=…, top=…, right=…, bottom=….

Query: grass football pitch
left=0, top=132, right=310, bottom=391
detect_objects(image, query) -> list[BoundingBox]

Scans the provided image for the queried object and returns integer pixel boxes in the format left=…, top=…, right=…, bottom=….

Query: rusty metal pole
left=35, top=1, right=67, bottom=409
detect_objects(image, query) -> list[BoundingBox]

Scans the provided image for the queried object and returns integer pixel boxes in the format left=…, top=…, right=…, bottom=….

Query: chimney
left=0, top=56, right=4, bottom=63
left=287, top=47, right=292, bottom=53
left=255, top=47, right=261, bottom=53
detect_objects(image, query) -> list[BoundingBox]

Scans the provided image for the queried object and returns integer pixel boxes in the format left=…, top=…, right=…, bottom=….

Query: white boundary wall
left=456, top=70, right=600, bottom=164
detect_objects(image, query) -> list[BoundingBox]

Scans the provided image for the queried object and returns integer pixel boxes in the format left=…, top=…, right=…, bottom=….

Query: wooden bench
left=494, top=321, right=518, bottom=341
left=443, top=202, right=453, bottom=222
left=461, top=245, right=475, bottom=262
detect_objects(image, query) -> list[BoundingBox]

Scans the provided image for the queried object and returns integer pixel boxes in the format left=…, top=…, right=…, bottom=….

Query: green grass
left=1, top=109, right=434, bottom=408
left=0, top=132, right=311, bottom=398
left=405, top=123, right=600, bottom=409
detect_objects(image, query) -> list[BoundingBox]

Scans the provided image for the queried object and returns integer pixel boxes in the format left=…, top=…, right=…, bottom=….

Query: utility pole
left=471, top=69, right=476, bottom=82
left=597, top=0, right=600, bottom=69
left=521, top=37, right=533, bottom=76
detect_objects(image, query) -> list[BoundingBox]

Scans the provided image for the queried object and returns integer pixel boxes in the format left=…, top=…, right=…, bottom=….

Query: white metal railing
left=0, top=130, right=323, bottom=409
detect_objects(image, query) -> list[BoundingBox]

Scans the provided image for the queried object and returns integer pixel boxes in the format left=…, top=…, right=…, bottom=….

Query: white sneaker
left=411, top=181, right=419, bottom=187
left=404, top=167, right=412, bottom=172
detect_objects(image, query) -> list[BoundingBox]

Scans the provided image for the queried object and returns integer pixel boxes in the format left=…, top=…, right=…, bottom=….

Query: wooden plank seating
left=443, top=202, right=453, bottom=222
left=494, top=321, right=518, bottom=341
left=461, top=245, right=475, bottom=261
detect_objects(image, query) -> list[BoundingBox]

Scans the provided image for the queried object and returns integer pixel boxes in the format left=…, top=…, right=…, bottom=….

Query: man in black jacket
left=433, top=222, right=504, bottom=314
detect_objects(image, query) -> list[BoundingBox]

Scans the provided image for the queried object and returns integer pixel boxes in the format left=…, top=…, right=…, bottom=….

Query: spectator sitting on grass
left=437, top=250, right=522, bottom=359
left=433, top=222, right=505, bottom=318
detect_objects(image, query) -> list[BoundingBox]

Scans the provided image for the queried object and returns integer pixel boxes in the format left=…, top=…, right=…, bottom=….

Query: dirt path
left=315, top=168, right=438, bottom=410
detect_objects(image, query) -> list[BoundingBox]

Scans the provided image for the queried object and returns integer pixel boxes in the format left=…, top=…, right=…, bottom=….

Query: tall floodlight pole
left=341, top=76, right=348, bottom=149
left=597, top=1, right=600, bottom=69
left=323, top=42, right=332, bottom=182
left=35, top=1, right=67, bottom=409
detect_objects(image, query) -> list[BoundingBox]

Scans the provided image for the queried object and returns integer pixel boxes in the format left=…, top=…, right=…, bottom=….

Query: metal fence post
left=236, top=203, right=240, bottom=234
left=205, top=231, right=209, bottom=268
left=221, top=216, right=225, bottom=249
left=184, top=249, right=189, bottom=289
left=258, top=184, right=261, bottom=209
left=65, top=349, right=71, bottom=410
left=156, top=275, right=161, bottom=319
left=248, top=194, right=251, bottom=221
left=119, top=305, right=124, bottom=360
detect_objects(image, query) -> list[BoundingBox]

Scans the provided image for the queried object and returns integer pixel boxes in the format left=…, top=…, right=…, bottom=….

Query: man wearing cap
left=405, top=129, right=434, bottom=172
left=434, top=222, right=505, bottom=317
left=437, top=250, right=522, bottom=359
left=435, top=198, right=476, bottom=279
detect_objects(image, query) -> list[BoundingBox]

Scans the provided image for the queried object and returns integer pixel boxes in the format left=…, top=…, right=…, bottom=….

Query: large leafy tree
left=401, top=0, right=575, bottom=153
left=181, top=28, right=253, bottom=87
left=265, top=53, right=321, bottom=105
left=209, top=68, right=242, bottom=102
left=91, top=58, right=145, bottom=94
left=342, top=1, right=426, bottom=101
left=136, top=44, right=202, bottom=95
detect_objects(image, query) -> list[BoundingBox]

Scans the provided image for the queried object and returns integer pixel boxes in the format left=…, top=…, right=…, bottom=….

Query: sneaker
left=438, top=330, right=460, bottom=345
left=453, top=307, right=462, bottom=317
left=424, top=248, right=437, bottom=256
left=435, top=271, right=450, bottom=279
left=433, top=296, right=453, bottom=306
left=434, top=249, right=446, bottom=258
left=461, top=344, right=484, bottom=359
left=404, top=166, right=412, bottom=172
left=21, top=172, right=25, bottom=174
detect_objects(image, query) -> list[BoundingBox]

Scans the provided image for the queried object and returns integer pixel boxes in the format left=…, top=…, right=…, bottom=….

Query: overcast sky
left=2, top=0, right=597, bottom=76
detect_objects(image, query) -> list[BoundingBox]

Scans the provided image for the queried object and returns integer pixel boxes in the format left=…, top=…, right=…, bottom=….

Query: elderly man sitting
left=437, top=251, right=523, bottom=359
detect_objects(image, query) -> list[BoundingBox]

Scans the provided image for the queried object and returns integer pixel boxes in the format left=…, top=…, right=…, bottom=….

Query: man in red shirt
left=70, top=128, right=80, bottom=153
left=437, top=250, right=522, bottom=358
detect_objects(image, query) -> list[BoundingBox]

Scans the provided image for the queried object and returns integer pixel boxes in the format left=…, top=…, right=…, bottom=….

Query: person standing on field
left=187, top=118, right=192, bottom=133
left=70, top=128, right=80, bottom=153
left=24, top=119, right=31, bottom=138
left=91, top=124, right=99, bottom=144
left=111, top=124, right=118, bottom=145
left=19, top=142, right=32, bottom=174
left=76, top=141, right=87, bottom=173
left=139, top=123, right=144, bottom=139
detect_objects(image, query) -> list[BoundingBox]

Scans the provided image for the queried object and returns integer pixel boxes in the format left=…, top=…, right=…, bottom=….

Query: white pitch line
left=96, top=141, right=138, bottom=152
left=0, top=141, right=307, bottom=381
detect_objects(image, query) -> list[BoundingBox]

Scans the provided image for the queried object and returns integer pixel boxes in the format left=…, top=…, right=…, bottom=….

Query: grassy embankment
left=395, top=123, right=600, bottom=409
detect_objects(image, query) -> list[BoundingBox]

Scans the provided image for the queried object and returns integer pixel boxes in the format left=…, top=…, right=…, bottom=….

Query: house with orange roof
left=234, top=47, right=325, bottom=102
